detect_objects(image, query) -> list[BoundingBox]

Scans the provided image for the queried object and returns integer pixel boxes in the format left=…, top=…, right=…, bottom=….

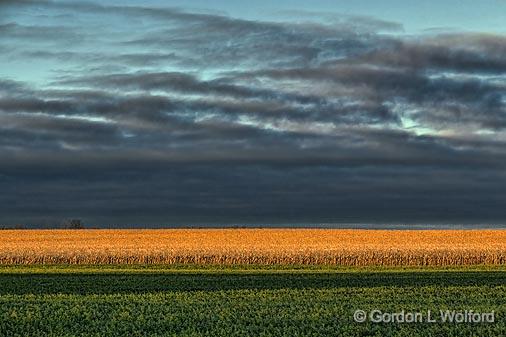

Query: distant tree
left=62, top=219, right=85, bottom=229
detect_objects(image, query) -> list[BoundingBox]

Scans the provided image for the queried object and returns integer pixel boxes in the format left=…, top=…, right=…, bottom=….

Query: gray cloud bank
left=0, top=1, right=505, bottom=226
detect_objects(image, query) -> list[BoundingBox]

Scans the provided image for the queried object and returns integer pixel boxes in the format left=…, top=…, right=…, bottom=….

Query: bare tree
left=62, top=219, right=85, bottom=229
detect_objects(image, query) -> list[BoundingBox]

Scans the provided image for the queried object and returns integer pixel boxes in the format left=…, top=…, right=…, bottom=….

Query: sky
left=1, top=0, right=506, bottom=226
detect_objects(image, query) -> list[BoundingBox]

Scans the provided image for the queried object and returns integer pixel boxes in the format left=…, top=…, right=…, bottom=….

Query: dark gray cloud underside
left=0, top=1, right=505, bottom=225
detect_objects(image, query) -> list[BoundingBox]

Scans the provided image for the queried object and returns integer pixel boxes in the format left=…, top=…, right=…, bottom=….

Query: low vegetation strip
left=0, top=267, right=504, bottom=336
left=0, top=267, right=504, bottom=294
left=0, top=229, right=505, bottom=266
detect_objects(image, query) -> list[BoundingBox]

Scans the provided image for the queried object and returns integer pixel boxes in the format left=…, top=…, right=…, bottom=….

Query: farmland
left=1, top=229, right=505, bottom=266
left=0, top=229, right=505, bottom=336
left=0, top=265, right=504, bottom=336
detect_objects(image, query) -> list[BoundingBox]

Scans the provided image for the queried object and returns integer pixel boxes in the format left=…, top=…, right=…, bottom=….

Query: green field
left=0, top=266, right=504, bottom=336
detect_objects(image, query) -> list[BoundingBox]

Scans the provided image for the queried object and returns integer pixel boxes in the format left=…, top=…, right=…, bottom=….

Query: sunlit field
left=1, top=229, right=505, bottom=336
left=1, top=229, right=505, bottom=266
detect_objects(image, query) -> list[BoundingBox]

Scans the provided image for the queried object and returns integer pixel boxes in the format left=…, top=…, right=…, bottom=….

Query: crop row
left=1, top=229, right=505, bottom=266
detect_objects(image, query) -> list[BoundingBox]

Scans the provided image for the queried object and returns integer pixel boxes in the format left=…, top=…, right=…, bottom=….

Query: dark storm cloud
left=2, top=163, right=506, bottom=226
left=243, top=63, right=503, bottom=103
left=0, top=79, right=29, bottom=93
left=2, top=82, right=505, bottom=170
left=239, top=64, right=506, bottom=130
left=2, top=0, right=395, bottom=70
left=1, top=1, right=506, bottom=225
left=57, top=72, right=324, bottom=105
left=357, top=34, right=506, bottom=74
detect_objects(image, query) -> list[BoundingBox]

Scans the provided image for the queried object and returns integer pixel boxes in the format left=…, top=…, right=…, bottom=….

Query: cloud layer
left=1, top=1, right=505, bottom=225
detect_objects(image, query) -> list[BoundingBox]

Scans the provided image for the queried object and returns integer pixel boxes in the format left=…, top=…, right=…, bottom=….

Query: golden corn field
left=0, top=229, right=505, bottom=266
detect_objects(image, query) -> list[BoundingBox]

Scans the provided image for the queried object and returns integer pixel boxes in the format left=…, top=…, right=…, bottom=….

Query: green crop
left=0, top=266, right=504, bottom=336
